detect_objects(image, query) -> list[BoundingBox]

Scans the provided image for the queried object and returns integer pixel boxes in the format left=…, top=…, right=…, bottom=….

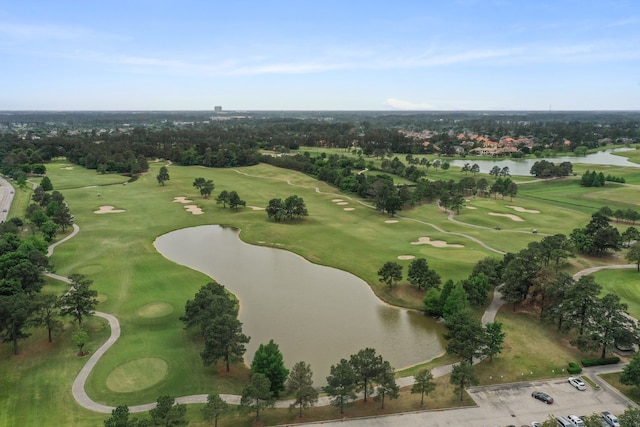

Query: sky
left=1, top=0, right=639, bottom=111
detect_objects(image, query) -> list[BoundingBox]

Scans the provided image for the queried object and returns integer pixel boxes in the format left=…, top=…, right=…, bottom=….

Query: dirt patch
left=488, top=212, right=524, bottom=221
left=61, top=166, right=74, bottom=170
left=173, top=196, right=193, bottom=203
left=411, top=236, right=464, bottom=248
left=344, top=208, right=355, bottom=211
left=391, top=284, right=427, bottom=302
left=94, top=206, right=126, bottom=214
left=505, top=205, right=540, bottom=214
left=385, top=220, right=399, bottom=224
left=397, top=255, right=416, bottom=260
left=184, top=205, right=204, bottom=215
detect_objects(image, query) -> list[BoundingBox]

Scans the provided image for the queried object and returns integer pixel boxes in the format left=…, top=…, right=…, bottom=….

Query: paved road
left=0, top=176, right=15, bottom=222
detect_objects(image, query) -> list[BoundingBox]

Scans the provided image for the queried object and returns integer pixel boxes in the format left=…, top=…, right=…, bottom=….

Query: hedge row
left=581, top=357, right=620, bottom=367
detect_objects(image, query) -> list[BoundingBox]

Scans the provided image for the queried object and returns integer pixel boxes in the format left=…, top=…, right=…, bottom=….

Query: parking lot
left=294, top=375, right=633, bottom=426
left=468, top=377, right=629, bottom=426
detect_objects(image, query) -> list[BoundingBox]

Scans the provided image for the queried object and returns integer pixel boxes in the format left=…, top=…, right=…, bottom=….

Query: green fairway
left=1, top=158, right=638, bottom=426
left=593, top=268, right=640, bottom=319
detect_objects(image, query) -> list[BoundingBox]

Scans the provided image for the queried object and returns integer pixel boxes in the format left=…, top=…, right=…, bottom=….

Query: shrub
left=581, top=357, right=620, bottom=367
left=567, top=362, right=582, bottom=374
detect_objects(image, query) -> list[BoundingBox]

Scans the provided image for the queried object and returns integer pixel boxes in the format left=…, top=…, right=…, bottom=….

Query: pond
left=154, top=225, right=446, bottom=384
left=449, top=148, right=639, bottom=176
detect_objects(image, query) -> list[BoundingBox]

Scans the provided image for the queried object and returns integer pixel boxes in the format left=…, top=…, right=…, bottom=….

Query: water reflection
left=449, top=148, right=639, bottom=175
left=154, top=225, right=446, bottom=383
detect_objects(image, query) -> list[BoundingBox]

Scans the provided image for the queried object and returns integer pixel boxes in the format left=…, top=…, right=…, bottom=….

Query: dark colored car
left=531, top=391, right=553, bottom=404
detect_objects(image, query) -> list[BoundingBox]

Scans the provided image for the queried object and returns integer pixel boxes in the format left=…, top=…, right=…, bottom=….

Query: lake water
left=449, top=148, right=639, bottom=176
left=154, top=225, right=446, bottom=384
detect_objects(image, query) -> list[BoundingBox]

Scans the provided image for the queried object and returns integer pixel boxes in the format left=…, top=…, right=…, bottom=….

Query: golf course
left=1, top=152, right=639, bottom=426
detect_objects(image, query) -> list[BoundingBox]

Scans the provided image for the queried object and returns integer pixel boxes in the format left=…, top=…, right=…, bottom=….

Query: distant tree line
left=3, top=111, right=638, bottom=181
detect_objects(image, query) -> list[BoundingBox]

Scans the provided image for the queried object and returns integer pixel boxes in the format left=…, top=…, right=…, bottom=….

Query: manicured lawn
left=593, top=268, right=640, bottom=319
left=474, top=307, right=587, bottom=384
left=1, top=157, right=638, bottom=426
left=600, top=372, right=640, bottom=404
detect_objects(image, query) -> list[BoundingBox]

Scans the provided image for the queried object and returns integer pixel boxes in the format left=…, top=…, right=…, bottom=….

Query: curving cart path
left=48, top=222, right=637, bottom=414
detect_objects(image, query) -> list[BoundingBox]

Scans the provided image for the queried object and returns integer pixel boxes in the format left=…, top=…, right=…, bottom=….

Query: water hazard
left=449, top=148, right=639, bottom=175
left=154, top=225, right=446, bottom=383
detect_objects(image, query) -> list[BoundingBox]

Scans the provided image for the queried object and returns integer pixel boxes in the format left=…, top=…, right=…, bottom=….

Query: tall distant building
left=214, top=106, right=222, bottom=112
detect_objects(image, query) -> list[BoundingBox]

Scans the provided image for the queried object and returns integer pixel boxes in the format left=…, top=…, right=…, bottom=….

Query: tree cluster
left=570, top=211, right=621, bottom=256
left=0, top=229, right=50, bottom=354
left=497, top=232, right=638, bottom=358
left=27, top=179, right=75, bottom=240
left=180, top=282, right=250, bottom=372
left=423, top=257, right=500, bottom=318
left=580, top=170, right=623, bottom=187
left=324, top=347, right=398, bottom=413
left=378, top=258, right=442, bottom=291
left=529, top=160, right=573, bottom=178
left=216, top=190, right=246, bottom=211
left=193, top=177, right=214, bottom=198
left=444, top=309, right=505, bottom=364
left=0, top=221, right=97, bottom=356
left=104, top=395, right=188, bottom=427
left=265, top=195, right=308, bottom=222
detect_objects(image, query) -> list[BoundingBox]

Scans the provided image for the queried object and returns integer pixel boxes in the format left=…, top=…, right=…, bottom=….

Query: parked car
left=601, top=411, right=620, bottom=427
left=568, top=377, right=586, bottom=390
left=567, top=414, right=585, bottom=427
left=531, top=423, right=543, bottom=427
left=531, top=391, right=553, bottom=404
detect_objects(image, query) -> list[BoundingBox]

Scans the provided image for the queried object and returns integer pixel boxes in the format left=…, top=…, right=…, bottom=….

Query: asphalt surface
left=0, top=176, right=15, bottom=222
left=297, top=368, right=632, bottom=427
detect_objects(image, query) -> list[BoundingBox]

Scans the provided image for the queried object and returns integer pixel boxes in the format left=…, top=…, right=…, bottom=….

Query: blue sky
left=1, top=0, right=639, bottom=110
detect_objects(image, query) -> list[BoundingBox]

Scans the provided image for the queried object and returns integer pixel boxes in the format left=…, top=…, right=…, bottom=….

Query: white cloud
left=384, top=98, right=436, bottom=110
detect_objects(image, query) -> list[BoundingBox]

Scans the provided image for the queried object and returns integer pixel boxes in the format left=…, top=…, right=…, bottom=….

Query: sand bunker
left=94, top=206, right=125, bottom=214
left=61, top=166, right=74, bottom=170
left=397, top=255, right=416, bottom=260
left=248, top=205, right=265, bottom=211
left=385, top=220, right=399, bottom=224
left=344, top=208, right=355, bottom=211
left=411, top=237, right=464, bottom=248
left=173, top=196, right=193, bottom=203
left=488, top=212, right=524, bottom=221
left=337, top=202, right=348, bottom=205
left=506, top=205, right=540, bottom=214
left=184, top=205, right=204, bottom=215
left=332, top=199, right=344, bottom=202
left=466, top=206, right=478, bottom=210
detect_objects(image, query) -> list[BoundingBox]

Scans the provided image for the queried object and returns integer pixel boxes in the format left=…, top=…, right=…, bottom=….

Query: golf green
left=106, top=358, right=168, bottom=393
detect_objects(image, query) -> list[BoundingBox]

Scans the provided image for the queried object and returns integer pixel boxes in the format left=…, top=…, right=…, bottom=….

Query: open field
left=1, top=158, right=638, bottom=426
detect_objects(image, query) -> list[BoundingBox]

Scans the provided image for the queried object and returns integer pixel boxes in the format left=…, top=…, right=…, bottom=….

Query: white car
left=568, top=414, right=585, bottom=427
left=531, top=423, right=543, bottom=427
left=568, top=376, right=586, bottom=390
left=602, top=411, right=621, bottom=427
